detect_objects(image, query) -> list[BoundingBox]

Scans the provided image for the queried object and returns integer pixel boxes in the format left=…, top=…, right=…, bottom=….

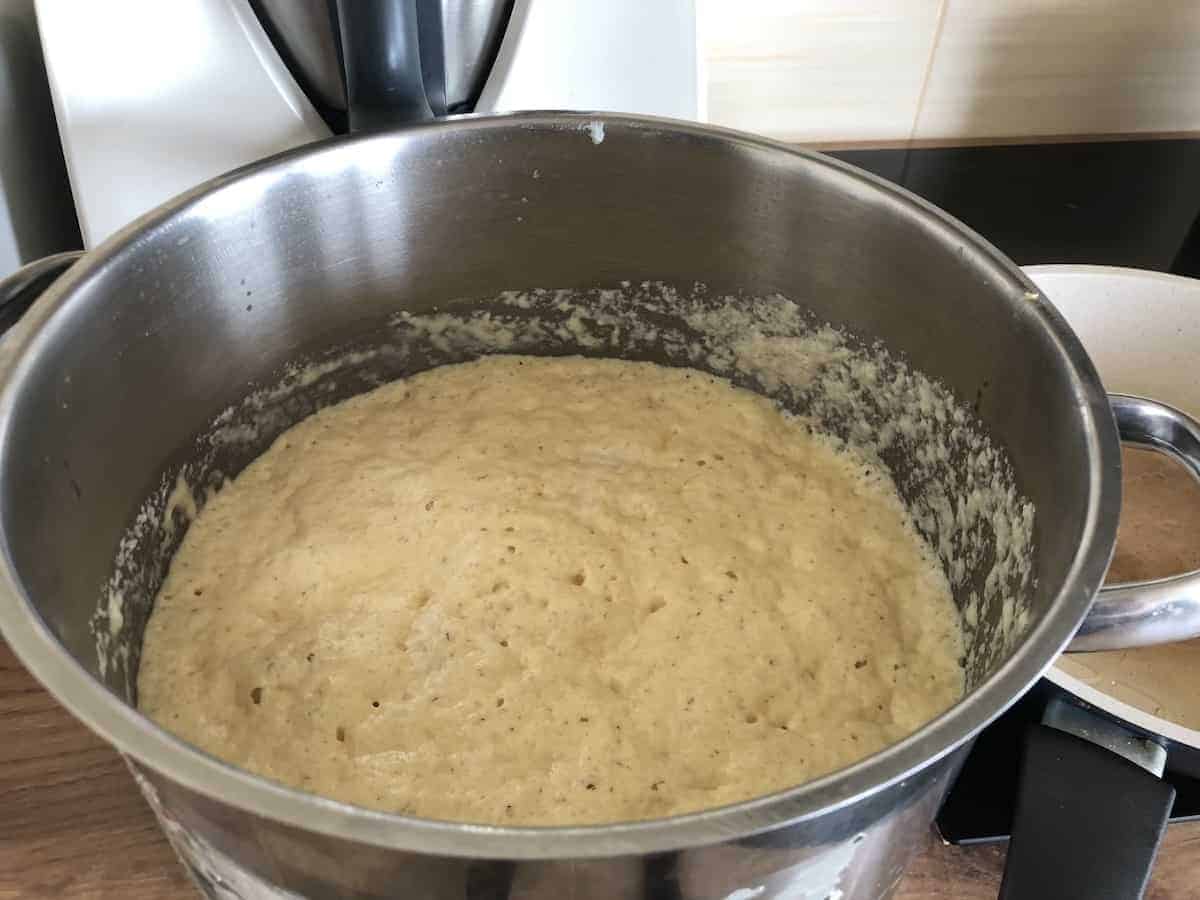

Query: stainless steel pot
left=0, top=114, right=1125, bottom=899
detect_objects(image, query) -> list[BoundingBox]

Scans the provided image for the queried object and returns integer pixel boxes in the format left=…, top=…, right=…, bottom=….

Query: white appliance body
left=36, top=0, right=699, bottom=247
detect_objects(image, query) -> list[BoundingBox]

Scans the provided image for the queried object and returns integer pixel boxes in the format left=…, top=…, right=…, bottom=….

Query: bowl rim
left=0, top=111, right=1120, bottom=858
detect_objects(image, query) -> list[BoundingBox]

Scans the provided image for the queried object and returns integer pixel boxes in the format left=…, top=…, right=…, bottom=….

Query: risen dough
left=138, top=356, right=963, bottom=825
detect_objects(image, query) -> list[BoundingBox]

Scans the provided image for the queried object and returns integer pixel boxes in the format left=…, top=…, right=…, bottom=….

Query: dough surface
left=138, top=356, right=964, bottom=825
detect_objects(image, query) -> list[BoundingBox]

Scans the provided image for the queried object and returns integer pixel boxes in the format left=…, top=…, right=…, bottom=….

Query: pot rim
left=0, top=111, right=1120, bottom=859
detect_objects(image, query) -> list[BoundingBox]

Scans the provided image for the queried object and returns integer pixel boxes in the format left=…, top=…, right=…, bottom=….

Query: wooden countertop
left=3, top=639, right=1198, bottom=899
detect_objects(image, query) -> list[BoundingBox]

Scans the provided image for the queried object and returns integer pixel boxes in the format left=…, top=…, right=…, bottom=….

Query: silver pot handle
left=0, top=251, right=84, bottom=335
left=1069, top=393, right=1200, bottom=652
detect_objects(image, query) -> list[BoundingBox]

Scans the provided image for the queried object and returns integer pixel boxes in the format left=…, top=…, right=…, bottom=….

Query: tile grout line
left=694, top=0, right=710, bottom=122
left=908, top=0, right=951, bottom=148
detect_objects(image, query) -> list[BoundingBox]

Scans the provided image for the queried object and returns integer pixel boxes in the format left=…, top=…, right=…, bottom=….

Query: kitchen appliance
left=34, top=0, right=700, bottom=247
left=0, top=0, right=78, bottom=278
left=938, top=266, right=1200, bottom=898
left=4, top=114, right=1200, bottom=898
left=1031, top=266, right=1200, bottom=757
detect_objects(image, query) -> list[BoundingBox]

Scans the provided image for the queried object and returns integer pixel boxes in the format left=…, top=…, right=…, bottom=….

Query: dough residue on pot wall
left=96, top=283, right=1033, bottom=704
left=388, top=283, right=1036, bottom=677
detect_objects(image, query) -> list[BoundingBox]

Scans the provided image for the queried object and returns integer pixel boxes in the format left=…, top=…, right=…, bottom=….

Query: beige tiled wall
left=702, top=0, right=1200, bottom=146
left=700, top=0, right=943, bottom=143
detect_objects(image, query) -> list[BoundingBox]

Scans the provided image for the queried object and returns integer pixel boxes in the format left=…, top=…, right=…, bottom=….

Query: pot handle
left=333, top=0, right=446, bottom=131
left=1069, top=393, right=1200, bottom=652
left=999, top=697, right=1175, bottom=900
left=0, top=251, right=84, bottom=336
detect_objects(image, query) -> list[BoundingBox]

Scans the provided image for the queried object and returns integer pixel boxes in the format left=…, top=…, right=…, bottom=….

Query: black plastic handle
left=999, top=723, right=1175, bottom=900
left=0, top=251, right=83, bottom=336
left=334, top=0, right=447, bottom=132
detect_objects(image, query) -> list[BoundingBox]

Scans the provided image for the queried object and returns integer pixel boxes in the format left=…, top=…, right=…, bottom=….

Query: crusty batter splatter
left=138, top=356, right=963, bottom=825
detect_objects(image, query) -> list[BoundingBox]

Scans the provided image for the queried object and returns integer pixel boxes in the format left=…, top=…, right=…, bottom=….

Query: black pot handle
left=0, top=251, right=84, bottom=336
left=999, top=698, right=1175, bottom=899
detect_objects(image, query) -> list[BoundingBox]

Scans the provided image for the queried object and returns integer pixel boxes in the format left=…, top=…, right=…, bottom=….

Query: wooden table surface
left=3, top=638, right=1198, bottom=899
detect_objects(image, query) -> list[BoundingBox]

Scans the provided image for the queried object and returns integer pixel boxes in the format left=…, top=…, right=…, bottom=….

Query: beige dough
left=138, top=356, right=964, bottom=825
left=1056, top=445, right=1200, bottom=730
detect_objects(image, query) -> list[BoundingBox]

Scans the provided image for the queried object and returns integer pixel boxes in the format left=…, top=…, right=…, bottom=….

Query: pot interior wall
left=0, top=119, right=1093, bottom=739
